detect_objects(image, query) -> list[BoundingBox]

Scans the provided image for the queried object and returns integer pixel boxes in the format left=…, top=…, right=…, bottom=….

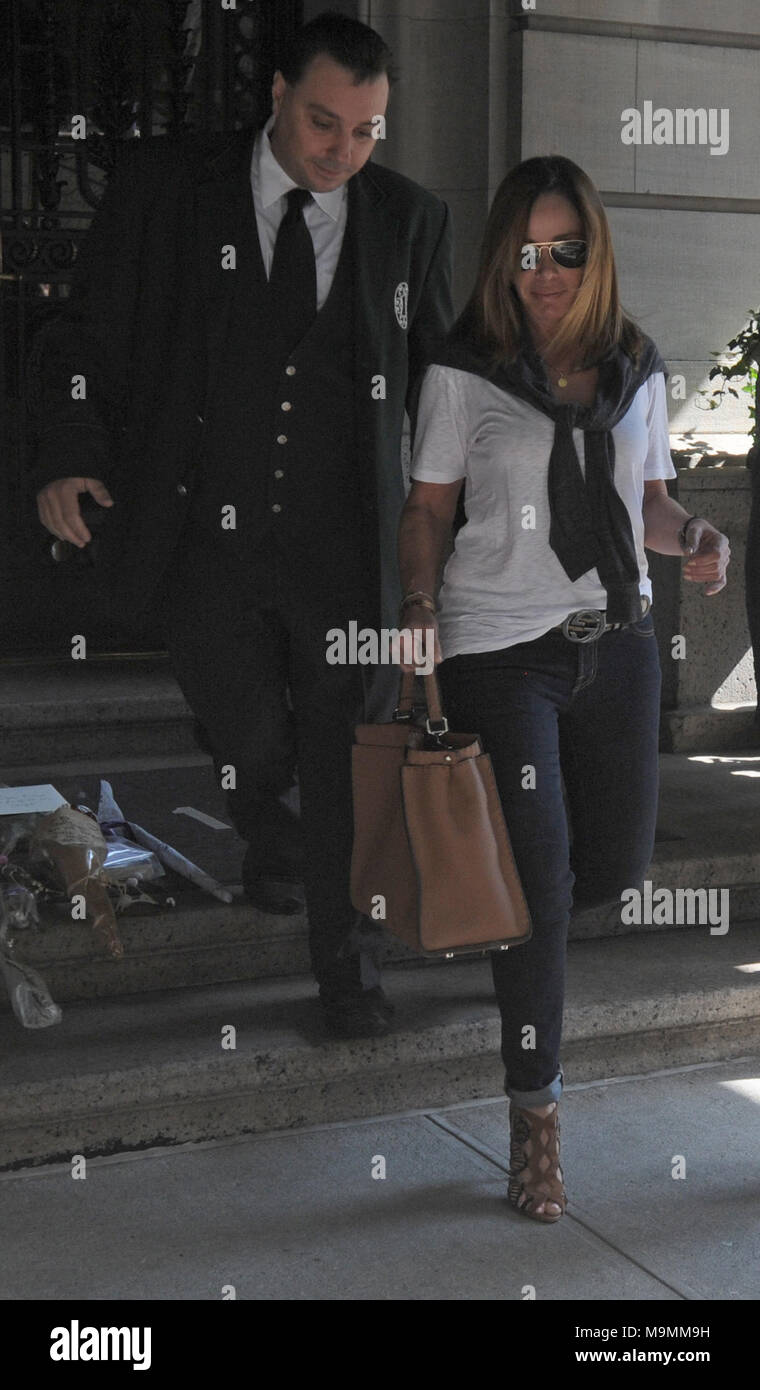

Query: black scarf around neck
left=432, top=328, right=667, bottom=624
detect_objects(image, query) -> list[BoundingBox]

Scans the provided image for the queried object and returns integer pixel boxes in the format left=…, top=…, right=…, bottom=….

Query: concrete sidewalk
left=0, top=1055, right=757, bottom=1301
left=2, top=725, right=759, bottom=1302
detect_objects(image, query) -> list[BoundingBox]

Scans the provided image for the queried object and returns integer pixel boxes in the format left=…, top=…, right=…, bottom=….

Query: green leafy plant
left=699, top=308, right=760, bottom=444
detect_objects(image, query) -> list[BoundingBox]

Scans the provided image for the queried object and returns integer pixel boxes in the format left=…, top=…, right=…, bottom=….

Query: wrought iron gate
left=0, top=0, right=302, bottom=656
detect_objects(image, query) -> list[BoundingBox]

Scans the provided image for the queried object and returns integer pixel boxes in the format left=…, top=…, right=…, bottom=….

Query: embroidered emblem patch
left=394, top=281, right=409, bottom=330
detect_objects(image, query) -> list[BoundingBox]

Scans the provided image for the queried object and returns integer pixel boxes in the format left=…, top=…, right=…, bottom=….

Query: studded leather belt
left=553, top=596, right=651, bottom=643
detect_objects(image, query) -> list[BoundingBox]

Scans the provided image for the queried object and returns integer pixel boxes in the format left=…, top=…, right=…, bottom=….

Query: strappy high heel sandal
left=508, top=1102, right=567, bottom=1223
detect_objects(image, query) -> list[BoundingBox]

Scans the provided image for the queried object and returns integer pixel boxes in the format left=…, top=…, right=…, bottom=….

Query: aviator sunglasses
left=520, top=239, right=588, bottom=270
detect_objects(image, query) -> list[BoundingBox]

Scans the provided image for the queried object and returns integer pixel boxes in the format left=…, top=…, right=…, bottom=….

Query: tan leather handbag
left=351, top=669, right=532, bottom=957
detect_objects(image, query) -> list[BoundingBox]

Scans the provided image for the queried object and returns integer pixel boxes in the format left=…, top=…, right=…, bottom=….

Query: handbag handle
left=395, top=667, right=448, bottom=734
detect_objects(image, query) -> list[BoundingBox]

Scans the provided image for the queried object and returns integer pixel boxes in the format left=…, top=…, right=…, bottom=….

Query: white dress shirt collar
left=255, top=115, right=346, bottom=223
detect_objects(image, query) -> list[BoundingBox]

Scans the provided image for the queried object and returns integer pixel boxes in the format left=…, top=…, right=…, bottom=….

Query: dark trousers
left=163, top=528, right=375, bottom=994
left=439, top=612, right=662, bottom=1107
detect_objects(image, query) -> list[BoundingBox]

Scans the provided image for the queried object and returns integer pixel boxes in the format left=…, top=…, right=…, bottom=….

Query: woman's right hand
left=397, top=602, right=442, bottom=673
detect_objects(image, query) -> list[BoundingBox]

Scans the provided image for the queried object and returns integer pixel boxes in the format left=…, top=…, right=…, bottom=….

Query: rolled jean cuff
left=505, top=1069, right=563, bottom=1108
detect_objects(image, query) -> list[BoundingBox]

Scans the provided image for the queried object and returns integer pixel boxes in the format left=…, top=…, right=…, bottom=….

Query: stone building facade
left=307, top=0, right=759, bottom=744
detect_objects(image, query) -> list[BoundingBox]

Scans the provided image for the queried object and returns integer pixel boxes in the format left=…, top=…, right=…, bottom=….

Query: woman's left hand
left=682, top=519, right=730, bottom=595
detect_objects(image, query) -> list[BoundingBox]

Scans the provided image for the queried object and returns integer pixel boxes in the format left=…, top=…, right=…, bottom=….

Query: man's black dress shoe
left=243, top=876, right=305, bottom=915
left=321, top=989, right=393, bottom=1039
left=244, top=879, right=304, bottom=915
left=241, top=850, right=304, bottom=916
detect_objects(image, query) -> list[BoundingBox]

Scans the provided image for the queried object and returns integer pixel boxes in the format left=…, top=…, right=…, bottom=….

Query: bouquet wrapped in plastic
left=31, top=805, right=124, bottom=959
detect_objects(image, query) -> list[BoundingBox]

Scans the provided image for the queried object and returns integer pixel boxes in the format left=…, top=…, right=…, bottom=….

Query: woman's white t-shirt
left=410, top=364, right=677, bottom=658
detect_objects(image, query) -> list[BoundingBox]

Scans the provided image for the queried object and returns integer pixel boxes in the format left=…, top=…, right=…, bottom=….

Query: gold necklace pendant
left=557, top=373, right=568, bottom=388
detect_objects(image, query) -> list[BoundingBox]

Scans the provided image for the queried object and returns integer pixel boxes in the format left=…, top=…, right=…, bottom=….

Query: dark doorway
left=0, top=0, right=302, bottom=659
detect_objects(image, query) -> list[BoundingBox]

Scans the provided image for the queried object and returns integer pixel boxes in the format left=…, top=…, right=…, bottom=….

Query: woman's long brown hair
left=456, top=155, right=643, bottom=368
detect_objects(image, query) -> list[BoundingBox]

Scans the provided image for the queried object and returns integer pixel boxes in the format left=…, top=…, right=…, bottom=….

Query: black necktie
left=268, top=187, right=317, bottom=357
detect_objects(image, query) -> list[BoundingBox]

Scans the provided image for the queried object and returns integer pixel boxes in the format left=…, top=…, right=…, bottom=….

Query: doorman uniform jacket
left=29, top=125, right=454, bottom=628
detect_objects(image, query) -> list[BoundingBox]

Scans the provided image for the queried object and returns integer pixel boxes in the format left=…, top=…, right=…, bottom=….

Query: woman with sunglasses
left=397, top=156, right=729, bottom=1224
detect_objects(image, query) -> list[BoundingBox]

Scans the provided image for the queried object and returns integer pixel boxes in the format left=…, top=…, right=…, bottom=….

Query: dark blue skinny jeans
left=439, top=611, right=662, bottom=1108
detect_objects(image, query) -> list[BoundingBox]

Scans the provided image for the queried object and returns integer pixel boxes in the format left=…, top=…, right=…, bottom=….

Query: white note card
left=0, top=785, right=69, bottom=817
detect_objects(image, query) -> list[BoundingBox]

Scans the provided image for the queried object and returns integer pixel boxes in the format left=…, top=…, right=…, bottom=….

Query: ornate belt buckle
left=561, top=609, right=606, bottom=643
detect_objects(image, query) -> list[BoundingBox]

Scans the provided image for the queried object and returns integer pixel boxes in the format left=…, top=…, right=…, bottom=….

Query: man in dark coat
left=33, top=13, right=453, bottom=1037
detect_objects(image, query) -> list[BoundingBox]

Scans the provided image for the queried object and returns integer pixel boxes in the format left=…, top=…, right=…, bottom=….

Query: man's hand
left=681, top=519, right=730, bottom=596
left=37, top=477, right=114, bottom=549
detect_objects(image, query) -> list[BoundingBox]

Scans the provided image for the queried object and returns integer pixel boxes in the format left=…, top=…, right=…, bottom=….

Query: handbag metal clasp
left=425, top=716, right=449, bottom=737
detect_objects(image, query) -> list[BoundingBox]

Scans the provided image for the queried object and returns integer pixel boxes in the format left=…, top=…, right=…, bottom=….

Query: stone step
left=3, top=729, right=759, bottom=1001
left=2, top=921, right=758, bottom=1170
left=662, top=703, right=758, bottom=754
left=0, top=660, right=197, bottom=763
left=5, top=661, right=758, bottom=768
left=6, top=862, right=760, bottom=1006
